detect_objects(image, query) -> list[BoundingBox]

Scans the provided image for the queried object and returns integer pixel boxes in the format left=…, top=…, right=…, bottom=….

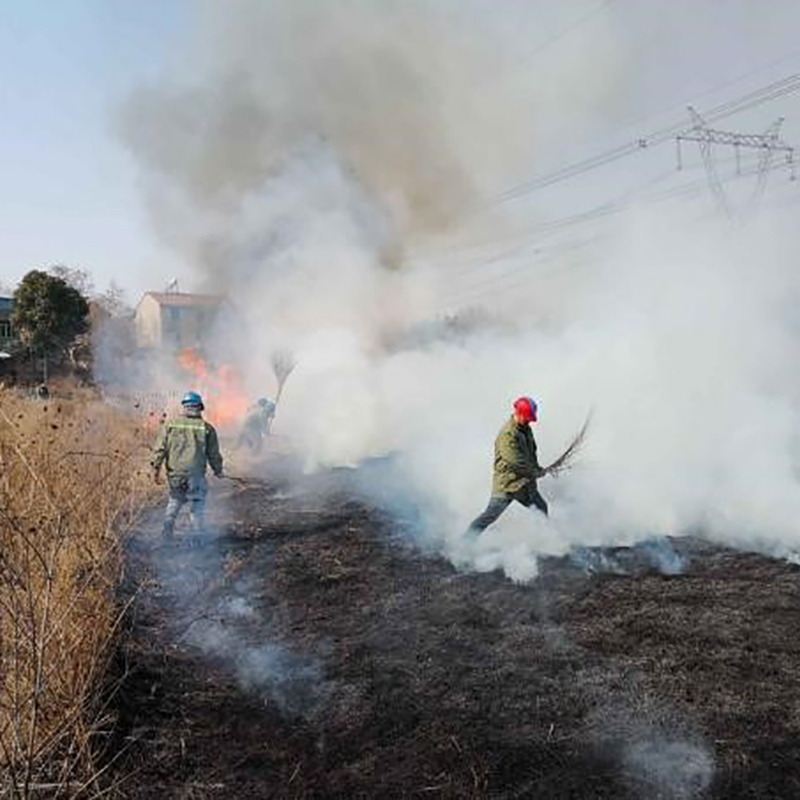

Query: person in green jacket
left=238, top=397, right=276, bottom=453
left=152, top=390, right=224, bottom=540
left=466, top=396, right=548, bottom=537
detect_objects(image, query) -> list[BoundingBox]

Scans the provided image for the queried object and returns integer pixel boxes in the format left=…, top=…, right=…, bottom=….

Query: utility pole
left=676, top=106, right=795, bottom=218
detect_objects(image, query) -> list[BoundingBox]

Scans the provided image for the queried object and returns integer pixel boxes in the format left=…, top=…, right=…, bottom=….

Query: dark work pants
left=467, top=485, right=548, bottom=535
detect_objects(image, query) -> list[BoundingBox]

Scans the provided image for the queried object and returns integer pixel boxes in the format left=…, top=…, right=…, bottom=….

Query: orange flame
left=177, top=347, right=249, bottom=430
left=178, top=348, right=210, bottom=381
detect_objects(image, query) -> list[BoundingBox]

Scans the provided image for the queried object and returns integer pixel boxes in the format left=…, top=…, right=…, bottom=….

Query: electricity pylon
left=676, top=106, right=795, bottom=218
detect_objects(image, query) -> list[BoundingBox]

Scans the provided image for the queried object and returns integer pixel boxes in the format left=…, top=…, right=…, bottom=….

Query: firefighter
left=238, top=397, right=276, bottom=453
left=466, top=396, right=548, bottom=537
left=152, top=390, right=224, bottom=540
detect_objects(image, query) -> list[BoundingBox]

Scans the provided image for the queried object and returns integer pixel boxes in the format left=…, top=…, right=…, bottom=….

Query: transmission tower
left=676, top=106, right=795, bottom=217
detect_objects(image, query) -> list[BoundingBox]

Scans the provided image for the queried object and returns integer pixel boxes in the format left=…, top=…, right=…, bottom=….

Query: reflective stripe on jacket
left=152, top=415, right=223, bottom=477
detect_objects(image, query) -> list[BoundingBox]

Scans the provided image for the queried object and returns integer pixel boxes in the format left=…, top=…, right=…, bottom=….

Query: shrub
left=0, top=390, right=154, bottom=796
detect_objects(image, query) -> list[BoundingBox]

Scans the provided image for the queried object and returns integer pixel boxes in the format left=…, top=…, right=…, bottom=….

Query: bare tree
left=94, top=281, right=133, bottom=318
left=49, top=266, right=95, bottom=298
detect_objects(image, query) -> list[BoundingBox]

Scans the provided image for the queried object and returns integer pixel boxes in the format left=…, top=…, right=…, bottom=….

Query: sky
left=2, top=1, right=800, bottom=305
left=0, top=0, right=189, bottom=300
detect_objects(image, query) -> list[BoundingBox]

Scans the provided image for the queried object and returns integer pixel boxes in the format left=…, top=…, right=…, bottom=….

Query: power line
left=440, top=237, right=601, bottom=303
left=407, top=70, right=800, bottom=280
left=416, top=160, right=724, bottom=269
left=410, top=60, right=800, bottom=270
left=486, top=72, right=800, bottom=206
left=436, top=168, right=676, bottom=274
left=408, top=66, right=800, bottom=311
left=677, top=106, right=795, bottom=218
left=516, top=0, right=616, bottom=66
left=567, top=46, right=800, bottom=157
left=441, top=159, right=797, bottom=307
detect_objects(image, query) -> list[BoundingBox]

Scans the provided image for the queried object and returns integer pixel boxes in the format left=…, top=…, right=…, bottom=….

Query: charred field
left=111, top=461, right=800, bottom=799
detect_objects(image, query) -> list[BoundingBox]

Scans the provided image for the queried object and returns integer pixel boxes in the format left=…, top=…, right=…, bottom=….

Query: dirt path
left=111, top=468, right=800, bottom=799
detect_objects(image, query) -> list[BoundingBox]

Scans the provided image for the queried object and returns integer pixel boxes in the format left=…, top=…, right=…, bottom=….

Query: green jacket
left=244, top=404, right=274, bottom=434
left=152, top=413, right=223, bottom=478
left=491, top=416, right=543, bottom=495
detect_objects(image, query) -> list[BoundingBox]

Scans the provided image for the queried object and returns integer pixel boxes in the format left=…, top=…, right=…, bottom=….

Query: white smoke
left=156, top=545, right=335, bottom=718
left=187, top=612, right=331, bottom=718
left=123, top=0, right=623, bottom=255
left=622, top=734, right=715, bottom=800
left=585, top=695, right=716, bottom=800
left=120, top=0, right=800, bottom=576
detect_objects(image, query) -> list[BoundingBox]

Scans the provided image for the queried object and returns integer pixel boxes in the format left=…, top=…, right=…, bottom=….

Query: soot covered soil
left=111, top=465, right=800, bottom=799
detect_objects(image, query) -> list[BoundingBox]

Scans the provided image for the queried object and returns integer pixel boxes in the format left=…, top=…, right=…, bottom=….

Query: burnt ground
left=109, top=462, right=800, bottom=799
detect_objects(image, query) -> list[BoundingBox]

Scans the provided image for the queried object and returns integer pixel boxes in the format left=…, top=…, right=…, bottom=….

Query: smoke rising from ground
left=586, top=699, right=715, bottom=800
left=121, top=0, right=800, bottom=575
left=187, top=596, right=332, bottom=718
left=155, top=538, right=336, bottom=719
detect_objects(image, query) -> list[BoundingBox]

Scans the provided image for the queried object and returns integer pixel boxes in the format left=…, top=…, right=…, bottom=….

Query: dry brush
left=0, top=389, right=155, bottom=797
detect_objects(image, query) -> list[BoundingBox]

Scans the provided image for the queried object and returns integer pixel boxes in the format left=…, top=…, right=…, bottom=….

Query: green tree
left=12, top=270, right=89, bottom=380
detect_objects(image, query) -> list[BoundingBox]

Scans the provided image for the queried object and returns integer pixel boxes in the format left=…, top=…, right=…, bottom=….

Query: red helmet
left=513, top=396, right=538, bottom=423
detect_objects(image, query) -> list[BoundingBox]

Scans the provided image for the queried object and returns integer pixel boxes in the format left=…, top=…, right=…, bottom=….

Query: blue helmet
left=181, top=390, right=204, bottom=409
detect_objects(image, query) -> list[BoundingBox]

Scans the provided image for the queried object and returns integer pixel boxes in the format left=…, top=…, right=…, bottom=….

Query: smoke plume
left=122, top=0, right=622, bottom=267
left=120, top=0, right=800, bottom=576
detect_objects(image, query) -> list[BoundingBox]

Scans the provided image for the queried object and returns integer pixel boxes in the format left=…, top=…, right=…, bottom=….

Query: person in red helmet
left=466, top=396, right=548, bottom=537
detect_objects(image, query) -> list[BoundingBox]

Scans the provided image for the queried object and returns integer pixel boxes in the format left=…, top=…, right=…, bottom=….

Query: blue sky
left=0, top=0, right=188, bottom=300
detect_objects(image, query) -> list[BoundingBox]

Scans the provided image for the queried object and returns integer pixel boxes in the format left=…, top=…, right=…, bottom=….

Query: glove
left=153, top=469, right=162, bottom=485
left=215, top=469, right=224, bottom=479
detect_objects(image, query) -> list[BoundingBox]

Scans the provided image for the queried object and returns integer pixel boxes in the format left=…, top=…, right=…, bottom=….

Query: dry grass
left=0, top=389, right=156, bottom=797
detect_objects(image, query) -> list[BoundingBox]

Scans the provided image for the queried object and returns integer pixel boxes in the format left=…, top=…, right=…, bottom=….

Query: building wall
left=134, top=295, right=162, bottom=349
left=159, top=305, right=217, bottom=350
left=0, top=297, right=16, bottom=351
left=135, top=294, right=222, bottom=351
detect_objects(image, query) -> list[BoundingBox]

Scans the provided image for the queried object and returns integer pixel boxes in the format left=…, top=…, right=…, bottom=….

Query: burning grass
left=0, top=389, right=156, bottom=796
left=177, top=348, right=249, bottom=430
